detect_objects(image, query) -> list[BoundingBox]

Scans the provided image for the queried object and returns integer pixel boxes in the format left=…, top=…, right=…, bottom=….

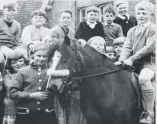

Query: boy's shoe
left=139, top=111, right=154, bottom=124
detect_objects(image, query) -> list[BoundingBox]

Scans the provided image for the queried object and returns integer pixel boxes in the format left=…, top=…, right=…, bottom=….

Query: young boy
left=75, top=5, right=105, bottom=46
left=87, top=36, right=106, bottom=54
left=10, top=43, right=57, bottom=124
left=112, top=37, right=125, bottom=61
left=115, top=1, right=155, bottom=124
left=103, top=6, right=123, bottom=53
left=21, top=10, right=50, bottom=49
left=0, top=3, right=21, bottom=60
left=50, top=10, right=75, bottom=45
left=114, top=0, right=137, bottom=37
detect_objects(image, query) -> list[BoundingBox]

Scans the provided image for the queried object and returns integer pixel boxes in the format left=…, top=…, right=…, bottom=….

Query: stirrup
left=139, top=111, right=154, bottom=124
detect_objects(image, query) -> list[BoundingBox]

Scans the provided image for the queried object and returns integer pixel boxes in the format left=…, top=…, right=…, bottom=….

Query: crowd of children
left=0, top=0, right=156, bottom=124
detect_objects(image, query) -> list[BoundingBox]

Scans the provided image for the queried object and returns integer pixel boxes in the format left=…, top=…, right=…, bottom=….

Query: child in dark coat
left=10, top=43, right=57, bottom=124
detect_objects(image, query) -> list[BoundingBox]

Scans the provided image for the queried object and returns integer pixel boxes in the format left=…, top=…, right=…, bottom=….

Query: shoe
left=139, top=111, right=154, bottom=124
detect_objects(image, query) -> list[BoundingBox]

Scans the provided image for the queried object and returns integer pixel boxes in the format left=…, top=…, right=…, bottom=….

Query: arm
left=10, top=71, right=30, bottom=101
left=75, top=22, right=84, bottom=40
left=117, top=25, right=124, bottom=37
left=129, top=27, right=155, bottom=62
left=42, top=28, right=51, bottom=43
left=119, top=29, right=133, bottom=61
left=50, top=27, right=60, bottom=43
left=99, top=22, right=105, bottom=38
left=21, top=26, right=33, bottom=47
left=15, top=22, right=21, bottom=43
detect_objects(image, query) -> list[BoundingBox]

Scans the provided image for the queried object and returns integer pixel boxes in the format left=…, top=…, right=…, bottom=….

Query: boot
left=139, top=90, right=154, bottom=124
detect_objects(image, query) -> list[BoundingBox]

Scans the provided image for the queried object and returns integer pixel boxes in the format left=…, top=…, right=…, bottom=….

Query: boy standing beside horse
left=115, top=1, right=155, bottom=124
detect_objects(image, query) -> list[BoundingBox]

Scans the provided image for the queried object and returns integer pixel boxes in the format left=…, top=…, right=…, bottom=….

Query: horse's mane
left=47, top=38, right=119, bottom=73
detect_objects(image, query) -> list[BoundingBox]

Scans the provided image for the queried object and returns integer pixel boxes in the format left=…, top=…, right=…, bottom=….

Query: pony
left=47, top=36, right=143, bottom=124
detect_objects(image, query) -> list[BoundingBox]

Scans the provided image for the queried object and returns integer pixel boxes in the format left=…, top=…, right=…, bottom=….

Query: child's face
left=90, top=39, right=105, bottom=53
left=116, top=3, right=128, bottom=16
left=33, top=50, right=48, bottom=66
left=136, top=9, right=151, bottom=25
left=114, top=44, right=123, bottom=56
left=3, top=7, right=17, bottom=20
left=104, top=12, right=115, bottom=24
left=86, top=11, right=99, bottom=23
left=106, top=53, right=116, bottom=60
left=11, top=58, right=25, bottom=73
left=31, top=15, right=46, bottom=27
left=59, top=12, right=72, bottom=27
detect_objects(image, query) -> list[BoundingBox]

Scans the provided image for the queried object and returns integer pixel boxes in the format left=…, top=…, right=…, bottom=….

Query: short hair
left=86, top=5, right=100, bottom=14
left=3, top=3, right=17, bottom=10
left=5, top=50, right=28, bottom=73
left=103, top=6, right=116, bottom=16
left=114, top=0, right=128, bottom=8
left=87, top=36, right=106, bottom=52
left=31, top=10, right=47, bottom=19
left=135, top=0, right=154, bottom=14
left=60, top=10, right=72, bottom=17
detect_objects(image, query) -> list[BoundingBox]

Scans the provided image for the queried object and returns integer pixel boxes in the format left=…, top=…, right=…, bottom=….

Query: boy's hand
left=123, top=59, right=133, bottom=66
left=29, top=92, right=48, bottom=101
left=114, top=61, right=123, bottom=66
left=78, top=39, right=87, bottom=47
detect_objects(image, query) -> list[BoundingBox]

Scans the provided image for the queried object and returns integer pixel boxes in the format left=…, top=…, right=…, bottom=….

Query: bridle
left=65, top=46, right=127, bottom=85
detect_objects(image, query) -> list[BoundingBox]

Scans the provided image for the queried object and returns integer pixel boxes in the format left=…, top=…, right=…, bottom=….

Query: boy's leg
left=138, top=68, right=155, bottom=124
left=0, top=46, right=14, bottom=59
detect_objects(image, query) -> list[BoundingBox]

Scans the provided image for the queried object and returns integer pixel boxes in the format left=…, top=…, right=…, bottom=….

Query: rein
left=69, top=69, right=124, bottom=82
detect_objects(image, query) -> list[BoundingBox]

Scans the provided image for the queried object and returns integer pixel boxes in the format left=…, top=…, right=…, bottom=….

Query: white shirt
left=86, top=20, right=97, bottom=29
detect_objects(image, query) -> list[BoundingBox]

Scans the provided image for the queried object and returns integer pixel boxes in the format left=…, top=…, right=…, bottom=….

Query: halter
left=66, top=46, right=134, bottom=85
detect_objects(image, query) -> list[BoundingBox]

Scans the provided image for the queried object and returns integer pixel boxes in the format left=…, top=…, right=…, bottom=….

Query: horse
left=47, top=36, right=143, bottom=124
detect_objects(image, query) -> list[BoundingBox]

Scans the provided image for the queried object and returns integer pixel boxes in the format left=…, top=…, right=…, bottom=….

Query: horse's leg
left=81, top=99, right=102, bottom=124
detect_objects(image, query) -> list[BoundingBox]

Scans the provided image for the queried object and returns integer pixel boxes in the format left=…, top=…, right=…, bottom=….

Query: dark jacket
left=10, top=63, right=54, bottom=111
left=114, top=15, right=137, bottom=37
left=75, top=20, right=105, bottom=41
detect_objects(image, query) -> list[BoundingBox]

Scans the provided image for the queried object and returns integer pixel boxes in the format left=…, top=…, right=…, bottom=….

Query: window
left=99, top=5, right=105, bottom=23
left=80, top=8, right=86, bottom=22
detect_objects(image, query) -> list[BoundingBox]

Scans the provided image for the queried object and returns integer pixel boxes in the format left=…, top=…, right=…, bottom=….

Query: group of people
left=0, top=0, right=155, bottom=124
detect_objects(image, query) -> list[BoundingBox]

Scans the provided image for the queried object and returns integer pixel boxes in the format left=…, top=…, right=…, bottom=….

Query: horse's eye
left=63, top=58, right=67, bottom=62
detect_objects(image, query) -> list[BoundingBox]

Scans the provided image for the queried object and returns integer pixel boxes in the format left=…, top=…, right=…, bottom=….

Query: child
left=87, top=36, right=106, bottom=54
left=21, top=10, right=50, bottom=49
left=115, top=1, right=155, bottom=124
left=2, top=48, right=27, bottom=124
left=103, top=6, right=123, bottom=53
left=75, top=5, right=105, bottom=46
left=10, top=43, right=57, bottom=124
left=112, top=37, right=125, bottom=61
left=50, top=10, right=75, bottom=45
left=0, top=3, right=21, bottom=61
left=113, top=0, right=137, bottom=37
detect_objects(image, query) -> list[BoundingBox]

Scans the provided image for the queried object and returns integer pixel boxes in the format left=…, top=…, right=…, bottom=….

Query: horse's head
left=47, top=36, right=83, bottom=92
left=47, top=36, right=117, bottom=92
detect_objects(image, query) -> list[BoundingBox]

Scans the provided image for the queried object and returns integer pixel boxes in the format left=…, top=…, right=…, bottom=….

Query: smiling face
left=86, top=11, right=99, bottom=23
left=135, top=9, right=151, bottom=25
left=114, top=44, right=123, bottom=56
left=11, top=58, right=25, bottom=73
left=89, top=39, right=105, bottom=53
left=31, top=15, right=46, bottom=28
left=59, top=12, right=72, bottom=27
left=116, top=3, right=128, bottom=16
left=3, top=7, right=17, bottom=20
left=33, top=50, right=48, bottom=66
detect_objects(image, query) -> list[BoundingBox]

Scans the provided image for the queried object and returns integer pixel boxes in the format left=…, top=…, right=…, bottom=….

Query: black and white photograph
left=0, top=0, right=156, bottom=124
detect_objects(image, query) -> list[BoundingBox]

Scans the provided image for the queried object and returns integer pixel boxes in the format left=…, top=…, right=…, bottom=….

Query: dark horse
left=47, top=37, right=142, bottom=124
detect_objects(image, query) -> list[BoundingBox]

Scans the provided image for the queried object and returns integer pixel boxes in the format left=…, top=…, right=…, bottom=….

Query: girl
left=87, top=36, right=106, bottom=54
left=2, top=48, right=27, bottom=124
left=10, top=43, right=57, bottom=124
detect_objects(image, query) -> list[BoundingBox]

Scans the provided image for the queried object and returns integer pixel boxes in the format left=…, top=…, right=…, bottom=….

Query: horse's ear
left=63, top=36, right=71, bottom=46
